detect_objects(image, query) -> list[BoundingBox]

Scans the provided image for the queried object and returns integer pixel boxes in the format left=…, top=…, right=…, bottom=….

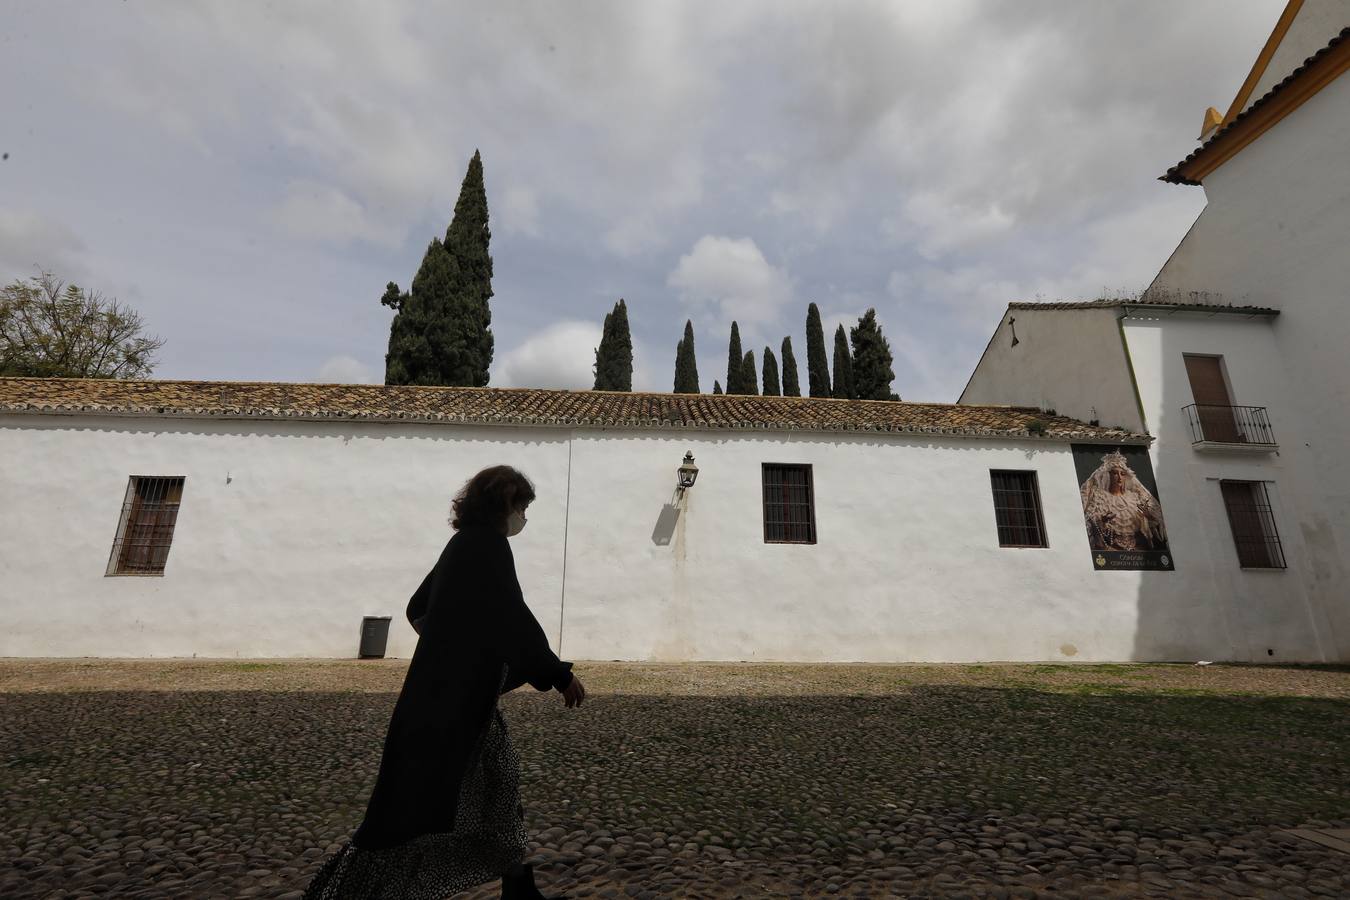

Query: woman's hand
left=561, top=676, right=586, bottom=708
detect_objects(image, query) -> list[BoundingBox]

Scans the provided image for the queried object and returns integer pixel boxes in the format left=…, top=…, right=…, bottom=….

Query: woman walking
left=305, top=466, right=585, bottom=900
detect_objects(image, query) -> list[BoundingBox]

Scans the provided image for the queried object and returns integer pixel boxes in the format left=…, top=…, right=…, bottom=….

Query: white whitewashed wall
left=959, top=307, right=1144, bottom=433
left=1148, top=72, right=1350, bottom=662
left=0, top=411, right=1331, bottom=661
left=1122, top=314, right=1347, bottom=662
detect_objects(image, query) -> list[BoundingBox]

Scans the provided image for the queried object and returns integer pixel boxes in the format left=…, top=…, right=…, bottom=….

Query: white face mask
left=506, top=510, right=527, bottom=537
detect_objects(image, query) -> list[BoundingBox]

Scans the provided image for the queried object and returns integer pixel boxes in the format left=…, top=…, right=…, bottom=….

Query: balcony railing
left=1182, top=404, right=1277, bottom=447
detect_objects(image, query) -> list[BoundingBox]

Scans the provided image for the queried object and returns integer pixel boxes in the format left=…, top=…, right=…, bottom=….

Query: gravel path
left=2, top=661, right=1347, bottom=898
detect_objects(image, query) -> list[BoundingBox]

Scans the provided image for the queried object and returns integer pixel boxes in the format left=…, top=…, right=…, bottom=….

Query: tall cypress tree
left=593, top=298, right=633, bottom=390
left=612, top=299, right=632, bottom=390
left=780, top=336, right=801, bottom=397
left=741, top=350, right=758, bottom=395
left=713, top=380, right=723, bottom=395
left=832, top=324, right=855, bottom=399
left=806, top=303, right=831, bottom=398
left=380, top=281, right=405, bottom=312
left=385, top=150, right=494, bottom=386
left=725, top=321, right=744, bottom=394
left=673, top=320, right=699, bottom=393
left=442, top=149, right=494, bottom=385
left=762, top=346, right=781, bottom=396
left=593, top=309, right=614, bottom=390
left=385, top=238, right=457, bottom=385
left=849, top=308, right=898, bottom=401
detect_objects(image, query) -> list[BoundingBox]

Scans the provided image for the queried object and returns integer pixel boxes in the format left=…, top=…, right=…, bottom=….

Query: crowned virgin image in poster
left=1072, top=445, right=1174, bottom=571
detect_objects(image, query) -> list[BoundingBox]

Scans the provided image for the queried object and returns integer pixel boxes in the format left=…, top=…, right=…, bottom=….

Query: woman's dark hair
left=450, top=466, right=536, bottom=531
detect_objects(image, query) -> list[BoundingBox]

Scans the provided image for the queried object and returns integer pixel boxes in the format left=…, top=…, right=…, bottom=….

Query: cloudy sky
left=2, top=1, right=1283, bottom=400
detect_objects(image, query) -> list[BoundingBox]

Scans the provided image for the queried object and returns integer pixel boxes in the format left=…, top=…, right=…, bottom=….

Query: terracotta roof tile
left=1007, top=297, right=1279, bottom=315
left=0, top=377, right=1146, bottom=443
left=1162, top=27, right=1350, bottom=185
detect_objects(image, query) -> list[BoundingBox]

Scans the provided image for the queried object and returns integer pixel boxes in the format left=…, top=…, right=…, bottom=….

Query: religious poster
left=1072, top=445, right=1174, bottom=571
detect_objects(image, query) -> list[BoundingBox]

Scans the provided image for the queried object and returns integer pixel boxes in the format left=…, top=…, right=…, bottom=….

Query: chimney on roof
left=1199, top=106, right=1224, bottom=141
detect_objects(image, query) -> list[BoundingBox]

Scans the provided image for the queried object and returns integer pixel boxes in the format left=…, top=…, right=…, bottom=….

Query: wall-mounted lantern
left=677, top=451, right=699, bottom=491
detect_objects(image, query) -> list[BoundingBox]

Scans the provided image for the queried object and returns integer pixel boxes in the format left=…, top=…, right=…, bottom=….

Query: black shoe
left=502, top=862, right=568, bottom=900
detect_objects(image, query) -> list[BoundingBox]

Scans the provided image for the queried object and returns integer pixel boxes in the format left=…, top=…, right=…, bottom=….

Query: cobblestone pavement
left=2, top=661, right=1347, bottom=898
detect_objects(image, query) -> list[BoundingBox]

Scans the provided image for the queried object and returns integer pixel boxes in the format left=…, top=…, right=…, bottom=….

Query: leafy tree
left=740, top=350, right=759, bottom=395
left=385, top=150, right=494, bottom=386
left=806, top=302, right=831, bottom=397
left=832, top=323, right=855, bottom=399
left=593, top=298, right=633, bottom=390
left=780, top=336, right=801, bottom=397
left=712, top=380, right=723, bottom=394
left=725, top=321, right=744, bottom=394
left=673, top=319, right=699, bottom=393
left=761, top=346, right=781, bottom=395
left=0, top=272, right=164, bottom=379
left=849, top=307, right=899, bottom=401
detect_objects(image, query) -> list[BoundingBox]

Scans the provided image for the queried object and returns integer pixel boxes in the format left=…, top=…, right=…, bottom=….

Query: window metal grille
left=1220, top=480, right=1286, bottom=569
left=762, top=464, right=816, bottom=544
left=109, top=476, right=185, bottom=575
left=990, top=470, right=1048, bottom=548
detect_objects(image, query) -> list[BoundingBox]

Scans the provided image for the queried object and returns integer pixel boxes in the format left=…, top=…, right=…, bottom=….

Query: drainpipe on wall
left=557, top=433, right=574, bottom=656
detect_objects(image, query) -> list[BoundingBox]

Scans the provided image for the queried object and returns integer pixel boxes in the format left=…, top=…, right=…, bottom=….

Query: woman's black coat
left=351, top=525, right=574, bottom=850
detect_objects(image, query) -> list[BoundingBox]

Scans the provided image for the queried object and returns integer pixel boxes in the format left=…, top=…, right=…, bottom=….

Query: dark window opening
left=990, top=470, right=1048, bottom=548
left=762, top=464, right=816, bottom=544
left=1220, top=480, right=1286, bottom=569
left=110, top=476, right=185, bottom=575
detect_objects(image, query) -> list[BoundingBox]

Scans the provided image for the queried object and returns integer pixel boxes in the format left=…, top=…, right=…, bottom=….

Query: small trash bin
left=359, top=615, right=393, bottom=659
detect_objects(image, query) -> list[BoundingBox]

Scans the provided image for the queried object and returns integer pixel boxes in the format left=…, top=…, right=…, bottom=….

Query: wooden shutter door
left=1184, top=355, right=1240, bottom=442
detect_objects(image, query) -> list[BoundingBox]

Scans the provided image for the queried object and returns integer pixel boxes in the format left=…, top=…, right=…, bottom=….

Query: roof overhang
left=1162, top=27, right=1350, bottom=186
left=1006, top=301, right=1280, bottom=317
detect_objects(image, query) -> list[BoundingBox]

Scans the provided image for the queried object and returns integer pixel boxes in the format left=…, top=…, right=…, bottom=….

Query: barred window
left=108, top=476, right=185, bottom=575
left=990, top=470, right=1047, bottom=548
left=1220, top=480, right=1286, bottom=569
left=762, top=464, right=816, bottom=544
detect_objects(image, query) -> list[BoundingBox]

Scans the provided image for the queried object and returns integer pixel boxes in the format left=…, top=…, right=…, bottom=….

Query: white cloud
left=667, top=235, right=794, bottom=330
left=492, top=320, right=603, bottom=390
left=317, top=354, right=379, bottom=384
left=492, top=319, right=665, bottom=393
left=629, top=336, right=666, bottom=393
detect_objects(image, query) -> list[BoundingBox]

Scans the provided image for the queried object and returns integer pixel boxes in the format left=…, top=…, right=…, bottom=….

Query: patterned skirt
left=304, top=671, right=529, bottom=899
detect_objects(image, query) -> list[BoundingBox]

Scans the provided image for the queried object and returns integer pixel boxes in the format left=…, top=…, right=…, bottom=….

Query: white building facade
left=962, top=300, right=1344, bottom=663
left=961, top=5, right=1350, bottom=663
left=1, top=377, right=1281, bottom=663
